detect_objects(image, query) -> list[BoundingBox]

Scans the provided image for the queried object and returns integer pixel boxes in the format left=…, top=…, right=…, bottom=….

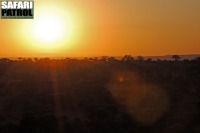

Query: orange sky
left=0, top=0, right=200, bottom=57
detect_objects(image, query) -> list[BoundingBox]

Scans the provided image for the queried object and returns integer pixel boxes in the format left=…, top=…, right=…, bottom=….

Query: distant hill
left=143, top=54, right=200, bottom=60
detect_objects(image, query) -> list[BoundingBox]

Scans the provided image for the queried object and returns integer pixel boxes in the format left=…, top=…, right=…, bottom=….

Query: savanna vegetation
left=0, top=55, right=200, bottom=133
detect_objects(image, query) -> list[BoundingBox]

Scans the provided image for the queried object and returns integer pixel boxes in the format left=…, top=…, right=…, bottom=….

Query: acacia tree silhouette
left=172, top=55, right=181, bottom=61
left=136, top=56, right=144, bottom=61
left=122, top=55, right=134, bottom=62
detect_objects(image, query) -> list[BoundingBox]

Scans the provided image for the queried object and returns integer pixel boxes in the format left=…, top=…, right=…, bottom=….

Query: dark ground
left=0, top=56, right=200, bottom=133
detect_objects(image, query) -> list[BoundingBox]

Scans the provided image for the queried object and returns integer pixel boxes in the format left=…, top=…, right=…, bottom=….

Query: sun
left=18, top=5, right=77, bottom=52
left=30, top=11, right=71, bottom=50
left=33, top=14, right=64, bottom=44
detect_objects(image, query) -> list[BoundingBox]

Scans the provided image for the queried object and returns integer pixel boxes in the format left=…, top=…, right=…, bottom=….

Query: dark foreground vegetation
left=0, top=55, right=200, bottom=133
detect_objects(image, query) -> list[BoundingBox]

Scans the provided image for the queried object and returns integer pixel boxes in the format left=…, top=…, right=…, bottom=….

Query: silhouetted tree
left=136, top=55, right=144, bottom=61
left=172, top=55, right=181, bottom=61
left=146, top=58, right=152, bottom=62
left=108, top=57, right=117, bottom=62
left=17, top=57, right=23, bottom=61
left=122, top=55, right=134, bottom=62
left=101, top=56, right=109, bottom=62
left=33, top=58, right=38, bottom=62
left=0, top=58, right=11, bottom=63
left=157, top=59, right=161, bottom=62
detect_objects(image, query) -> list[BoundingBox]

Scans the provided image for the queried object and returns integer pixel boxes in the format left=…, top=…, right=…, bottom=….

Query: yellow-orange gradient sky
left=0, top=0, right=200, bottom=57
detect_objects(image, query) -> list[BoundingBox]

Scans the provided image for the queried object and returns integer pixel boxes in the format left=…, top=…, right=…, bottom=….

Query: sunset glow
left=0, top=0, right=200, bottom=57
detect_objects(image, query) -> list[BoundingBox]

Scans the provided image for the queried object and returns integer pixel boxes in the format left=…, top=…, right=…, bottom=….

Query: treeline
left=1, top=54, right=200, bottom=63
left=0, top=55, right=200, bottom=133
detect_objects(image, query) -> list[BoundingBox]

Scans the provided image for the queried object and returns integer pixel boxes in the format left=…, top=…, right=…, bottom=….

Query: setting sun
left=16, top=4, right=78, bottom=53
left=32, top=14, right=64, bottom=44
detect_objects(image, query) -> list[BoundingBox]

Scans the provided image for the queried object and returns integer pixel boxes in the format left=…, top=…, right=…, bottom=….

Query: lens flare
left=108, top=72, right=170, bottom=125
